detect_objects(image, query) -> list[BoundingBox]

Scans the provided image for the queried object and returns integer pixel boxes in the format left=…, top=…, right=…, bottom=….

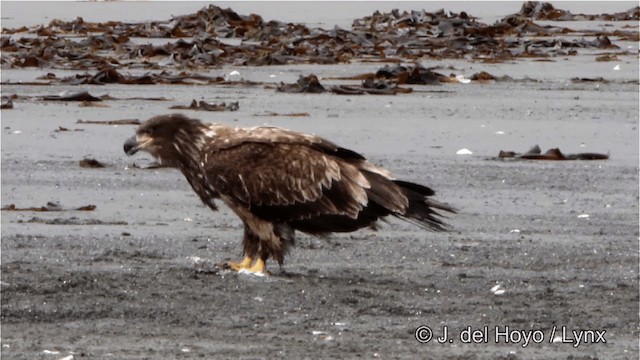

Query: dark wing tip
left=335, top=147, right=366, bottom=160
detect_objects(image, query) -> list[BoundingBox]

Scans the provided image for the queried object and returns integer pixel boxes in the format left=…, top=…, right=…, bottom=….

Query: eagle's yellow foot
left=225, top=256, right=253, bottom=271
left=239, top=258, right=270, bottom=276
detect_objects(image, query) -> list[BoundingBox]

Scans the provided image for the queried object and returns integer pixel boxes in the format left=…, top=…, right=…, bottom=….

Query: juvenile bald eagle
left=124, top=114, right=455, bottom=275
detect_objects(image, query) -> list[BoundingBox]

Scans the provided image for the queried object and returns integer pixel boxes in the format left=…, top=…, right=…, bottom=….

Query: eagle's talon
left=238, top=258, right=270, bottom=276
left=224, top=256, right=254, bottom=271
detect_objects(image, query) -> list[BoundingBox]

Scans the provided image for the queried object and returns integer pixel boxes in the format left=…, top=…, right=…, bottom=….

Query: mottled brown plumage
left=124, top=114, right=455, bottom=273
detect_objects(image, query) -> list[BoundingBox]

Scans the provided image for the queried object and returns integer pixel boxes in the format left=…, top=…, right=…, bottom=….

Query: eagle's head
left=124, top=114, right=207, bottom=167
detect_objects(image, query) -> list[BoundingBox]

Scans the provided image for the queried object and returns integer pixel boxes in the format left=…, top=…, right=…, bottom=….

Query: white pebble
left=456, top=75, right=471, bottom=84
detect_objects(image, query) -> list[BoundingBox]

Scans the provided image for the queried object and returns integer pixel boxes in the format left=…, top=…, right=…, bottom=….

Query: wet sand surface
left=1, top=3, right=639, bottom=360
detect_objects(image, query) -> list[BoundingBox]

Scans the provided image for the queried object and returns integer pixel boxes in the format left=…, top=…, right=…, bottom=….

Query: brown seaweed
left=2, top=202, right=96, bottom=211
left=253, top=112, right=310, bottom=117
left=54, top=126, right=84, bottom=132
left=42, top=91, right=102, bottom=102
left=1, top=98, right=13, bottom=109
left=77, top=119, right=141, bottom=125
left=498, top=145, right=609, bottom=161
left=277, top=75, right=326, bottom=93
left=515, top=1, right=639, bottom=21
left=1, top=3, right=636, bottom=72
left=329, top=65, right=518, bottom=85
left=376, top=64, right=444, bottom=85
left=20, top=217, right=127, bottom=225
left=331, top=78, right=412, bottom=95
left=277, top=74, right=411, bottom=95
left=79, top=101, right=109, bottom=108
left=79, top=158, right=106, bottom=168
left=38, top=68, right=226, bottom=86
left=170, top=100, right=239, bottom=112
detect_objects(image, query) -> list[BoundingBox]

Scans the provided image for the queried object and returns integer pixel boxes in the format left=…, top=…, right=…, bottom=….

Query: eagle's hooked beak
left=123, top=135, right=140, bottom=156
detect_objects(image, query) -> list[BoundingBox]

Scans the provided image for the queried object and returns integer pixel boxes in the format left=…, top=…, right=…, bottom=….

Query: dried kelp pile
left=327, top=63, right=515, bottom=85
left=277, top=74, right=413, bottom=95
left=276, top=63, right=522, bottom=96
left=1, top=98, right=14, bottom=109
left=498, top=145, right=609, bottom=161
left=516, top=1, right=639, bottom=21
left=2, top=1, right=637, bottom=71
left=1, top=202, right=96, bottom=211
left=170, top=100, right=239, bottom=112
left=38, top=67, right=226, bottom=85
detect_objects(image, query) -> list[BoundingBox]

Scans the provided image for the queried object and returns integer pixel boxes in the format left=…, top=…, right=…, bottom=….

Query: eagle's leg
left=223, top=224, right=267, bottom=273
left=226, top=256, right=253, bottom=271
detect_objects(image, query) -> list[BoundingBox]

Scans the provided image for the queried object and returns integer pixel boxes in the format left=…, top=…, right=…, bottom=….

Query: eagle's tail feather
left=291, top=174, right=455, bottom=235
left=393, top=180, right=456, bottom=231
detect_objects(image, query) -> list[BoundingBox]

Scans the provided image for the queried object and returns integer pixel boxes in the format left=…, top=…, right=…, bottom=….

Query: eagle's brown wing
left=202, top=141, right=379, bottom=223
left=200, top=127, right=451, bottom=234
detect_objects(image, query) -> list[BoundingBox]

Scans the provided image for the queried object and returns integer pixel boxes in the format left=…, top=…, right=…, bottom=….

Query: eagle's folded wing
left=203, top=142, right=371, bottom=222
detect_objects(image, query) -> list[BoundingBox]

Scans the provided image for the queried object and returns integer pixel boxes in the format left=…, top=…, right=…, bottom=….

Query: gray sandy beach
left=1, top=2, right=638, bottom=359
